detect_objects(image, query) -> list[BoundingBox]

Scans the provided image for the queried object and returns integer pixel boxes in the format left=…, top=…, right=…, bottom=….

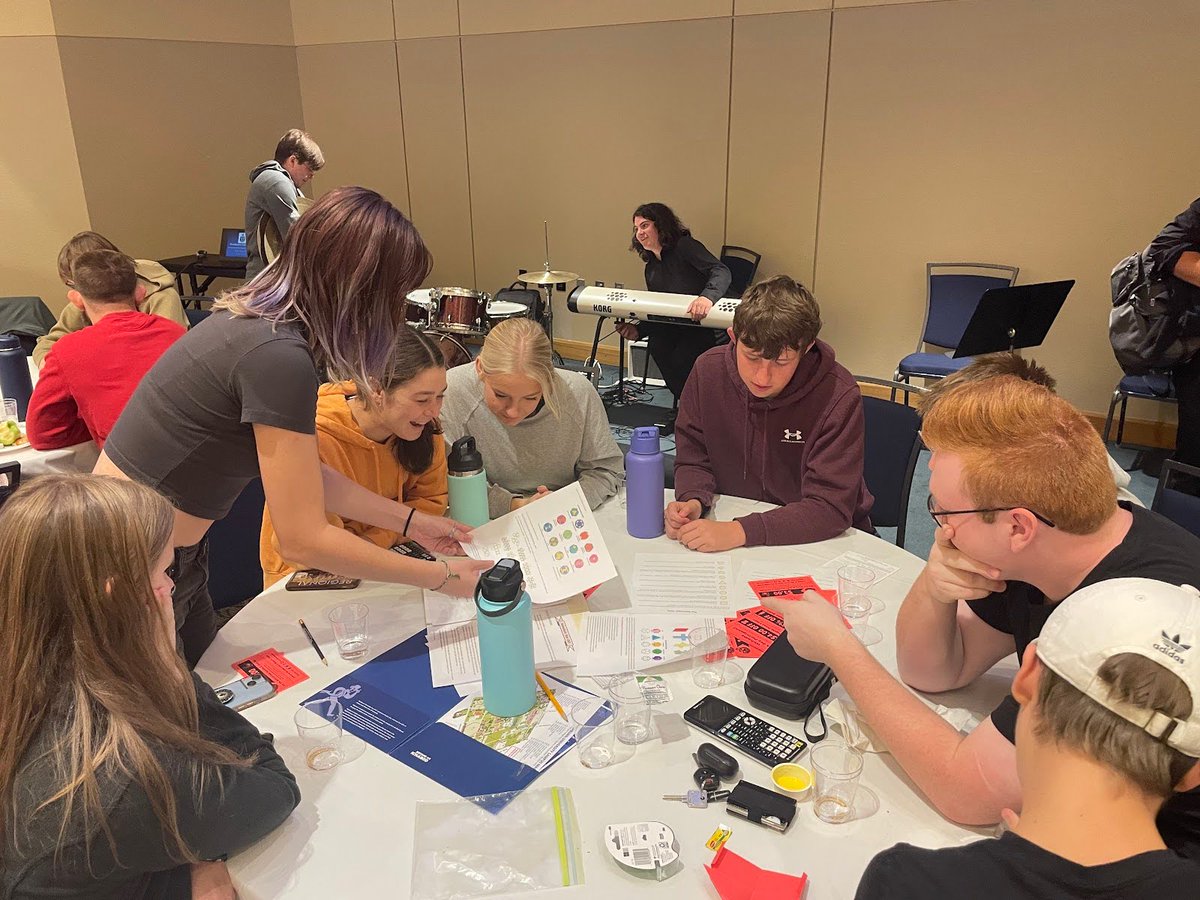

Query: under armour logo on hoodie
left=782, top=428, right=805, bottom=444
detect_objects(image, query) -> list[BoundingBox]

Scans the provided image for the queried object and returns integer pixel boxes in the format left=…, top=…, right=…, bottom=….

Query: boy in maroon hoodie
left=26, top=251, right=185, bottom=450
left=666, top=275, right=873, bottom=551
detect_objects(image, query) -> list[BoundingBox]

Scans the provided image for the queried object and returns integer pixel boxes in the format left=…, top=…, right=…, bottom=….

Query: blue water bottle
left=0, top=334, right=33, bottom=421
left=475, top=559, right=536, bottom=717
left=448, top=435, right=491, bottom=527
left=626, top=426, right=665, bottom=538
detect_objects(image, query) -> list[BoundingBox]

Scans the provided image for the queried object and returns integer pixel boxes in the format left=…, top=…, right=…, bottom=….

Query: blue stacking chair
left=893, top=263, right=1019, bottom=398
left=1101, top=373, right=1177, bottom=447
left=185, top=307, right=211, bottom=329
left=857, top=377, right=926, bottom=548
left=1152, top=459, right=1200, bottom=539
left=719, top=245, right=762, bottom=298
left=206, top=477, right=266, bottom=608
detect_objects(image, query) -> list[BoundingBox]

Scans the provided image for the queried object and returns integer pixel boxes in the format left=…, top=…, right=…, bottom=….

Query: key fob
left=693, top=766, right=721, bottom=792
left=695, top=742, right=740, bottom=780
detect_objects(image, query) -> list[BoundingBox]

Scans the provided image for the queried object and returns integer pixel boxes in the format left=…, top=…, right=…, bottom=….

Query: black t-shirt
left=1148, top=196, right=1200, bottom=282
left=105, top=311, right=318, bottom=520
left=856, top=832, right=1200, bottom=900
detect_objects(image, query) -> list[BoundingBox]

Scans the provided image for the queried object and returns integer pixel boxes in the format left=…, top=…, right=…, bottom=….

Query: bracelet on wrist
left=433, top=559, right=460, bottom=592
left=403, top=507, right=416, bottom=537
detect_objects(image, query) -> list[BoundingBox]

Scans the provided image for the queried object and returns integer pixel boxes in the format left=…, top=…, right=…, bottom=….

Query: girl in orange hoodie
left=260, top=328, right=449, bottom=587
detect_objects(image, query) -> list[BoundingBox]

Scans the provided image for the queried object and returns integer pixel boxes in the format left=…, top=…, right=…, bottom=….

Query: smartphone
left=390, top=540, right=437, bottom=561
left=214, top=675, right=277, bottom=712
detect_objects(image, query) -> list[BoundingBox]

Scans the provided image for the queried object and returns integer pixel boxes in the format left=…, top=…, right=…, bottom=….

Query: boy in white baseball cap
left=857, top=578, right=1200, bottom=899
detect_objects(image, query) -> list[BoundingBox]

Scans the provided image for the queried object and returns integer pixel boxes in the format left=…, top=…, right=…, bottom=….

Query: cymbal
left=517, top=269, right=580, bottom=285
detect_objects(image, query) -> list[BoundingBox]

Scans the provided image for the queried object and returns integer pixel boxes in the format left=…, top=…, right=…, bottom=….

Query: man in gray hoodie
left=243, top=128, right=324, bottom=280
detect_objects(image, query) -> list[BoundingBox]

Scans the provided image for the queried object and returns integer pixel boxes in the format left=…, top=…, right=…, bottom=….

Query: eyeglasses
left=926, top=494, right=1056, bottom=529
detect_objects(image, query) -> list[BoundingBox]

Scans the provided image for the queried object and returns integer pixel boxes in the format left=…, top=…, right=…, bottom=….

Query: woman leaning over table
left=0, top=475, right=299, bottom=900
left=96, top=186, right=490, bottom=667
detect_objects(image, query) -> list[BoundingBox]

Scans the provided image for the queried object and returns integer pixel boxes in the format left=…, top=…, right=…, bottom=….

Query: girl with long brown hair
left=0, top=475, right=299, bottom=899
left=94, top=186, right=490, bottom=665
left=259, top=327, right=451, bottom=587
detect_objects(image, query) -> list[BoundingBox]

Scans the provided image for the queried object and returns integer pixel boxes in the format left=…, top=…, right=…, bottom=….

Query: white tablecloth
left=197, top=493, right=1012, bottom=899
left=1, top=358, right=98, bottom=477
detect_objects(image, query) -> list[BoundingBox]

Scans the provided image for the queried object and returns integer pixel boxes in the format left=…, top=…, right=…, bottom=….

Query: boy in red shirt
left=26, top=250, right=185, bottom=450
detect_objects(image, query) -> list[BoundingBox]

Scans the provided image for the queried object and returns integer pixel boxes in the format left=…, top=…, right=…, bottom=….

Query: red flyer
left=724, top=605, right=786, bottom=659
left=233, top=647, right=309, bottom=692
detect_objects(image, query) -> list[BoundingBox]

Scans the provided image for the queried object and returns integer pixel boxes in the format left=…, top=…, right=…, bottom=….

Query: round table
left=1, top=357, right=98, bottom=476
left=197, top=492, right=1013, bottom=899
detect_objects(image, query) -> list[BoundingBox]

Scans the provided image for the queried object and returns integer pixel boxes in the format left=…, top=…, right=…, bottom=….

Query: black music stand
left=953, top=279, right=1074, bottom=358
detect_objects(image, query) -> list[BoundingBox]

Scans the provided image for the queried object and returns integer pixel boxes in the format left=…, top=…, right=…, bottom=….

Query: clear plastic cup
left=2, top=399, right=16, bottom=423
left=608, top=672, right=652, bottom=745
left=811, top=742, right=864, bottom=824
left=327, top=602, right=369, bottom=660
left=295, top=696, right=344, bottom=771
left=838, top=565, right=881, bottom=646
left=570, top=700, right=616, bottom=768
left=688, top=626, right=729, bottom=688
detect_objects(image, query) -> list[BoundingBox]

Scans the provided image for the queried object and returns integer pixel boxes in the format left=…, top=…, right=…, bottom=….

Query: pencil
left=536, top=671, right=567, bottom=720
left=298, top=618, right=328, bottom=666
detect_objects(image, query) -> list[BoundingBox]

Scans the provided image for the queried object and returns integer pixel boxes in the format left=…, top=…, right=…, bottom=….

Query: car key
left=663, top=790, right=710, bottom=809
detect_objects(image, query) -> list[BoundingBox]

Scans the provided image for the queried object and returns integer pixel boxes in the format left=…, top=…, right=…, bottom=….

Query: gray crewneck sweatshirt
left=244, top=160, right=301, bottom=280
left=440, top=365, right=624, bottom=518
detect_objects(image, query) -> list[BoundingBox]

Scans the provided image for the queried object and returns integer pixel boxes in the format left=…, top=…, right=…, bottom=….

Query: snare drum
left=485, top=300, right=530, bottom=330
left=431, top=287, right=488, bottom=334
left=404, top=289, right=434, bottom=328
left=424, top=331, right=472, bottom=369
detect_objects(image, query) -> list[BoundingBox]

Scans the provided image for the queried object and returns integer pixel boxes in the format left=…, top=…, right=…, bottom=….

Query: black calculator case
left=744, top=633, right=835, bottom=720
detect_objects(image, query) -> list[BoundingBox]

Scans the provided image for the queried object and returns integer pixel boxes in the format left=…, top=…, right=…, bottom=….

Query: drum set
left=404, top=287, right=536, bottom=369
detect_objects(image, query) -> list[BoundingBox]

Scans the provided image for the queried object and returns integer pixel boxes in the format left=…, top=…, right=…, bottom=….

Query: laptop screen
left=221, top=228, right=248, bottom=259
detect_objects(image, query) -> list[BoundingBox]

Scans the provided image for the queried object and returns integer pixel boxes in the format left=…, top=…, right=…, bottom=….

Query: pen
left=536, top=671, right=567, bottom=720
left=298, top=618, right=328, bottom=666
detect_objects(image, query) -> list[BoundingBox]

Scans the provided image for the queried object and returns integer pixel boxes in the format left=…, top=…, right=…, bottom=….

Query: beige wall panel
left=57, top=37, right=302, bottom=271
left=735, top=1, right=829, bottom=14
left=291, top=0, right=393, bottom=45
left=396, top=38, right=475, bottom=289
left=50, top=0, right=293, bottom=44
left=463, top=19, right=732, bottom=344
left=833, top=0, right=945, bottom=7
left=0, top=36, right=90, bottom=311
left=393, top=0, right=459, bottom=39
left=816, top=0, right=1200, bottom=418
left=727, top=11, right=829, bottom=288
left=0, top=1, right=55, bottom=36
left=297, top=41, right=409, bottom=216
left=459, top=0, right=732, bottom=35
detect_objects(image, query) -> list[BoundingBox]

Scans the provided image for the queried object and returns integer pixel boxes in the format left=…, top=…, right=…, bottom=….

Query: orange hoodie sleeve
left=404, top=433, right=449, bottom=516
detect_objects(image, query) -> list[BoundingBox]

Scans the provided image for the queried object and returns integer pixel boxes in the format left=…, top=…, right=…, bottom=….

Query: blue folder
left=303, top=630, right=563, bottom=799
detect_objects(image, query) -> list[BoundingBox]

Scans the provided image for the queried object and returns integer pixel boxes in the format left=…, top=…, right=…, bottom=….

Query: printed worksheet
left=629, top=553, right=734, bottom=614
left=427, top=608, right=578, bottom=687
left=812, top=550, right=901, bottom=589
left=462, top=482, right=617, bottom=605
left=575, top=613, right=725, bottom=676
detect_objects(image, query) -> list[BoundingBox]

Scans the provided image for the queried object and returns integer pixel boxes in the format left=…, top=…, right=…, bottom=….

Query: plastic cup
left=837, top=565, right=876, bottom=619
left=811, top=742, right=864, bottom=824
left=2, top=399, right=16, bottom=423
left=327, top=602, right=369, bottom=660
left=570, top=700, right=616, bottom=768
left=295, top=696, right=344, bottom=770
left=689, top=627, right=729, bottom=688
left=608, top=673, right=652, bottom=745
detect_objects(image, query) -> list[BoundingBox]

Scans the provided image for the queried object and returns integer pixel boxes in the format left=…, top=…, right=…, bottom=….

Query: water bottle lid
left=475, top=558, right=525, bottom=617
left=448, top=435, right=483, bottom=473
left=630, top=426, right=661, bottom=454
left=0, top=333, right=21, bottom=351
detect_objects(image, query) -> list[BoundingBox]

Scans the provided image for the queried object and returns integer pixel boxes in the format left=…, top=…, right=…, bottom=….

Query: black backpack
left=1109, top=248, right=1200, bottom=376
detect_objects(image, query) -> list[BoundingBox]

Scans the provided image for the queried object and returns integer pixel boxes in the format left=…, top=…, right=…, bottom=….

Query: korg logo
left=596, top=304, right=612, bottom=314
left=1154, top=630, right=1192, bottom=664
left=410, top=750, right=431, bottom=763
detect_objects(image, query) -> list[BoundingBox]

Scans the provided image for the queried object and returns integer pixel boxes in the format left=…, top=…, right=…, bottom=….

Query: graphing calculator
left=683, top=695, right=806, bottom=767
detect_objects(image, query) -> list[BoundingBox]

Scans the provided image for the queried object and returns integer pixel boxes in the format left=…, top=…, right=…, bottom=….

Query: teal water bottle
left=475, top=559, right=536, bottom=717
left=447, top=435, right=490, bottom=527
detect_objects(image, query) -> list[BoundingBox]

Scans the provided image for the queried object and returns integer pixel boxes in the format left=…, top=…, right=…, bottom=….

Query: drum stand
left=595, top=319, right=651, bottom=407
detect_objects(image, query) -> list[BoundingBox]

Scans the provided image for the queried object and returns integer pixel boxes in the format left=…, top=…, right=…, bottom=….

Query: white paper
left=574, top=613, right=726, bottom=676
left=629, top=553, right=734, bottom=614
left=812, top=550, right=901, bottom=589
left=437, top=674, right=605, bottom=771
left=462, top=482, right=617, bottom=605
left=427, top=608, right=578, bottom=687
left=424, top=587, right=588, bottom=628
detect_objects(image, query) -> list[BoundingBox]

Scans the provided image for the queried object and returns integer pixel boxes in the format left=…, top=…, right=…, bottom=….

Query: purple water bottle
left=626, top=426, right=665, bottom=538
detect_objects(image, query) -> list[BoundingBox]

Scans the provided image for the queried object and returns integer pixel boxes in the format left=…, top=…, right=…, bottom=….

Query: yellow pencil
left=536, top=671, right=567, bottom=720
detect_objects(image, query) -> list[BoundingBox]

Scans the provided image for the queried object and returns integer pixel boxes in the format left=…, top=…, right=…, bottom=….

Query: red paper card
left=233, top=648, right=309, bottom=692
left=745, top=575, right=850, bottom=631
left=705, top=846, right=808, bottom=900
left=724, top=605, right=785, bottom=659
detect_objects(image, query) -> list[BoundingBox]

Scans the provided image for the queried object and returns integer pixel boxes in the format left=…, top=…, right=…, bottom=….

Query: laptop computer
left=219, top=227, right=248, bottom=260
